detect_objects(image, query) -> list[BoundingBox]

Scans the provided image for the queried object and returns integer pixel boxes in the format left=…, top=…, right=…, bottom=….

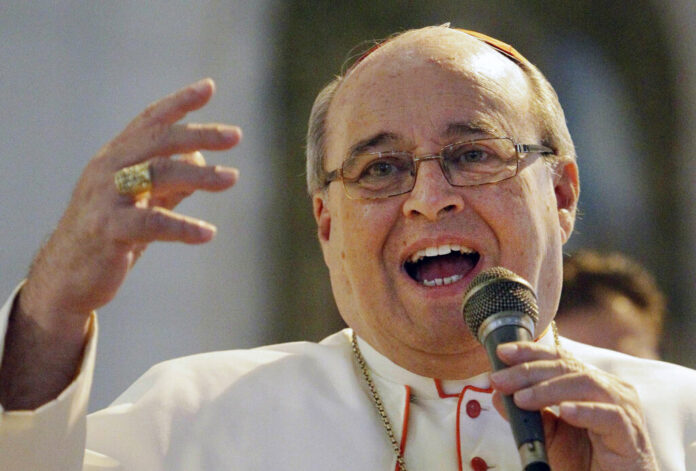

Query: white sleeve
left=0, top=283, right=99, bottom=471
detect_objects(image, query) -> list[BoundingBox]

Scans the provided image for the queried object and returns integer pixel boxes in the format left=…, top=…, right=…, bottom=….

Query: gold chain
left=350, top=322, right=560, bottom=471
left=551, top=319, right=561, bottom=348
left=351, top=331, right=409, bottom=471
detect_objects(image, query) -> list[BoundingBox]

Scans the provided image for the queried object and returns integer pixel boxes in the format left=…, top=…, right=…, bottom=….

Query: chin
left=403, top=315, right=475, bottom=353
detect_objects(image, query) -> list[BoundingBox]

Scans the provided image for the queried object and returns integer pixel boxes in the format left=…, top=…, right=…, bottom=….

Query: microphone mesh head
left=462, top=267, right=539, bottom=340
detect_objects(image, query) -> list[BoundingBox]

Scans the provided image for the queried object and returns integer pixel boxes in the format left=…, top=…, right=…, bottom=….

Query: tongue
left=416, top=253, right=476, bottom=282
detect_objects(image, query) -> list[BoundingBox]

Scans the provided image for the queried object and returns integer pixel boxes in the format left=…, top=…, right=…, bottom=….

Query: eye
left=449, top=144, right=493, bottom=164
left=364, top=160, right=397, bottom=177
left=357, top=155, right=410, bottom=181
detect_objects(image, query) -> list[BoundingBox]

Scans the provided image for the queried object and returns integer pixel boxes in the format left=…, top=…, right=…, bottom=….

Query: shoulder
left=563, top=336, right=696, bottom=386
left=108, top=329, right=356, bottom=408
left=85, top=331, right=374, bottom=465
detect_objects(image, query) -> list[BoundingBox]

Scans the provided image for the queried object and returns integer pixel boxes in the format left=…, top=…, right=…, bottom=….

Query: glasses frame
left=324, top=137, right=554, bottom=200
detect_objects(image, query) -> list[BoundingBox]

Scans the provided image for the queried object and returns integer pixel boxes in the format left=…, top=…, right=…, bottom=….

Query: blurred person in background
left=556, top=250, right=665, bottom=359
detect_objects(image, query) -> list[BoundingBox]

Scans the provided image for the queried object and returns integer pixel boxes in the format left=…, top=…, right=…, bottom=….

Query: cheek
left=486, top=171, right=560, bottom=278
left=327, top=200, right=403, bottom=318
left=335, top=201, right=398, bottom=269
left=516, top=170, right=565, bottom=323
left=488, top=184, right=541, bottom=245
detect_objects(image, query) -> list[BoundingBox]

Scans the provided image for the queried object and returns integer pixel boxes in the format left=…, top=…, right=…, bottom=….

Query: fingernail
left=515, top=388, right=532, bottom=403
left=560, top=402, right=577, bottom=418
left=497, top=343, right=518, bottom=357
left=215, top=166, right=239, bottom=181
left=489, top=370, right=503, bottom=385
left=199, top=222, right=217, bottom=238
left=220, top=125, right=241, bottom=141
left=192, top=78, right=213, bottom=93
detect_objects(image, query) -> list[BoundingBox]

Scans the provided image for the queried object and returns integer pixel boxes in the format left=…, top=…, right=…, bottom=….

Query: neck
left=359, top=331, right=491, bottom=380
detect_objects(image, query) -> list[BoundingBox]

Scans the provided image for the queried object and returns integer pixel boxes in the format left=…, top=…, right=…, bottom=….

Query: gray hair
left=306, top=76, right=342, bottom=195
left=305, top=29, right=576, bottom=196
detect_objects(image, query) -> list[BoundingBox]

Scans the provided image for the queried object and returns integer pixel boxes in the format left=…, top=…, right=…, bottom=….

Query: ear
left=312, top=192, right=331, bottom=243
left=553, top=159, right=580, bottom=244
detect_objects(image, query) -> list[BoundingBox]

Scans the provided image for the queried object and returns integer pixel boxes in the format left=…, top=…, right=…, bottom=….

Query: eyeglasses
left=324, top=137, right=554, bottom=200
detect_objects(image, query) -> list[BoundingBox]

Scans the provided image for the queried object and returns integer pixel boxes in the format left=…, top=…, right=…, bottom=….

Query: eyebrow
left=444, top=121, right=501, bottom=140
left=348, top=132, right=401, bottom=157
left=347, top=120, right=502, bottom=158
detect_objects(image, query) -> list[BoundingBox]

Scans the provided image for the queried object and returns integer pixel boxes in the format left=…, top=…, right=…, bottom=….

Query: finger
left=115, top=123, right=242, bottom=168
left=490, top=356, right=584, bottom=394
left=495, top=341, right=559, bottom=366
left=178, top=150, right=206, bottom=166
left=149, top=152, right=206, bottom=210
left=559, top=402, right=628, bottom=435
left=559, top=402, right=644, bottom=455
left=511, top=372, right=615, bottom=410
left=149, top=156, right=239, bottom=194
left=113, top=206, right=217, bottom=244
left=156, top=122, right=242, bottom=157
left=493, top=390, right=561, bottom=427
left=138, top=78, right=215, bottom=129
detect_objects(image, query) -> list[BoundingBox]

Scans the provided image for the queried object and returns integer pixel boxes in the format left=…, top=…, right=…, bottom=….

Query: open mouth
left=404, top=244, right=481, bottom=287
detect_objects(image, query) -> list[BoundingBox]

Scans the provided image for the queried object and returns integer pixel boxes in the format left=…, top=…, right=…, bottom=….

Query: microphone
left=461, top=267, right=550, bottom=471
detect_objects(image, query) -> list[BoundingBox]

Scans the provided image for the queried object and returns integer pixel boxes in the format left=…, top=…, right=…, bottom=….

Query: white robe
left=1, top=290, right=695, bottom=471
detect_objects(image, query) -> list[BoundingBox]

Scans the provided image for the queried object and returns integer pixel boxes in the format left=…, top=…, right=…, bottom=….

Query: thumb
left=491, top=390, right=509, bottom=421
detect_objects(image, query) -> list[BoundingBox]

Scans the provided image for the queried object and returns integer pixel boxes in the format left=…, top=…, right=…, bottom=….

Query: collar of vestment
left=353, top=327, right=557, bottom=400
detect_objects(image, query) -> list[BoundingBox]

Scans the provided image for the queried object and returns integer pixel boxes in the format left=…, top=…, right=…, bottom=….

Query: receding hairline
left=329, top=31, right=533, bottom=145
left=346, top=27, right=512, bottom=75
left=306, top=26, right=577, bottom=195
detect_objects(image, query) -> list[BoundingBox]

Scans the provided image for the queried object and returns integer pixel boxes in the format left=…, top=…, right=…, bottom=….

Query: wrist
left=16, top=279, right=92, bottom=347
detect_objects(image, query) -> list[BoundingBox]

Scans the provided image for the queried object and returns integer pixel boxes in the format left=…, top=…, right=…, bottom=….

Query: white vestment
left=1, top=290, right=695, bottom=471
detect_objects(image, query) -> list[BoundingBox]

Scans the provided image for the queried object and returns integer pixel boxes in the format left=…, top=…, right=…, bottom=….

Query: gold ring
left=114, top=162, right=152, bottom=196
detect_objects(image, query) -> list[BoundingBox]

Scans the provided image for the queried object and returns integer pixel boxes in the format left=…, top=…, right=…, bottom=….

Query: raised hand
left=0, top=79, right=241, bottom=409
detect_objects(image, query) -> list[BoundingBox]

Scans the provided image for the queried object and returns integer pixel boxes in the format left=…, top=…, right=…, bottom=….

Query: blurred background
left=1, top=1, right=695, bottom=411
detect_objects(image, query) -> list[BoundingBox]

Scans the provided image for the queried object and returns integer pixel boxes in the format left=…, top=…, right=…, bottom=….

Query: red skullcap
left=346, top=27, right=529, bottom=76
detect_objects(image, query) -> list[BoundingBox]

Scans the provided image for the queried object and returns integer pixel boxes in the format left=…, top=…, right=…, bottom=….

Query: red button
left=470, top=456, right=489, bottom=471
left=466, top=399, right=482, bottom=418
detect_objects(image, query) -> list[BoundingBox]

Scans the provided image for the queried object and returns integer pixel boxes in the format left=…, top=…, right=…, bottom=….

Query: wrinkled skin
left=313, top=28, right=657, bottom=470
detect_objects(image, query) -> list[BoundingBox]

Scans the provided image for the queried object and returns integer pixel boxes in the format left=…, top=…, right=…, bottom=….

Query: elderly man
left=1, top=25, right=694, bottom=471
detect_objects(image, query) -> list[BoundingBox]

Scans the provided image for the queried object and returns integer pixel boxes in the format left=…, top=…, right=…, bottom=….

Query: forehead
left=326, top=29, right=535, bottom=162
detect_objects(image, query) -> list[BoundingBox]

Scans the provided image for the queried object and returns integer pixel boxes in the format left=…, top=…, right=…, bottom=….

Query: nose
left=402, top=159, right=465, bottom=221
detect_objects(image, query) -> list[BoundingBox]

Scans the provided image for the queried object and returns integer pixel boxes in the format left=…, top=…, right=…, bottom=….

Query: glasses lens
left=443, top=138, right=518, bottom=186
left=343, top=152, right=415, bottom=198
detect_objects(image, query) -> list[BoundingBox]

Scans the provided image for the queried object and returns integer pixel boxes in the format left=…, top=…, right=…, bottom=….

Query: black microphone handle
left=482, top=321, right=551, bottom=471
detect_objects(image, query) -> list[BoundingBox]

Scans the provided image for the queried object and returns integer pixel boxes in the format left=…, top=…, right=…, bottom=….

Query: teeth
left=409, top=244, right=475, bottom=263
left=437, top=245, right=451, bottom=255
left=422, top=274, right=463, bottom=287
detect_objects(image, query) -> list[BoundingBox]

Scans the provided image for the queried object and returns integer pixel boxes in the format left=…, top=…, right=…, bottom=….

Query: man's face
left=314, top=29, right=578, bottom=376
